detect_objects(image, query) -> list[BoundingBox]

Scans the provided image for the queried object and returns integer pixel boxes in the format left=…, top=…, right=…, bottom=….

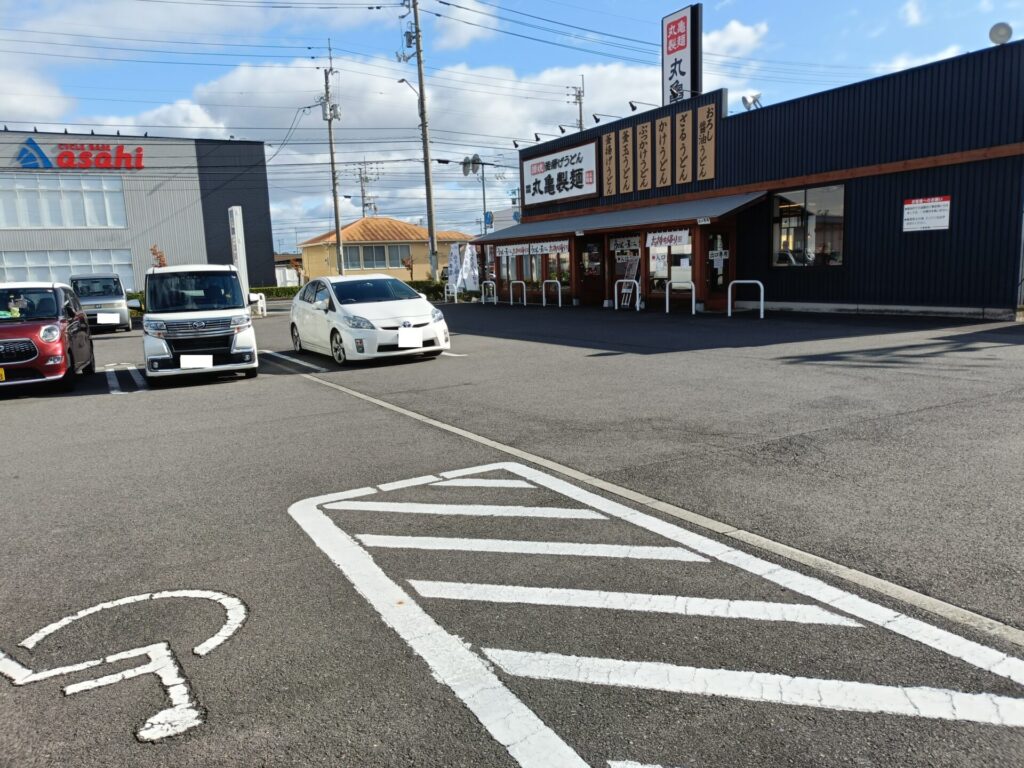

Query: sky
left=0, top=0, right=1020, bottom=250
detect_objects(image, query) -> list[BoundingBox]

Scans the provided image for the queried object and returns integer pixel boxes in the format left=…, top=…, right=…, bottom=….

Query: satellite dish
left=741, top=93, right=763, bottom=111
left=990, top=22, right=1012, bottom=45
left=462, top=156, right=471, bottom=176
left=472, top=154, right=481, bottom=174
left=741, top=95, right=752, bottom=110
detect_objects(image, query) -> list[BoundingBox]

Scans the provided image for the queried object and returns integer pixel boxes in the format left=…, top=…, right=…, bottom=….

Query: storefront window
left=611, top=235, right=642, bottom=283
left=647, top=230, right=691, bottom=292
left=525, top=253, right=542, bottom=285
left=772, top=185, right=844, bottom=267
left=545, top=252, right=570, bottom=284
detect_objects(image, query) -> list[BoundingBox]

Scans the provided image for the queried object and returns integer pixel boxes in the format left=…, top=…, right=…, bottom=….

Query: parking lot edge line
left=293, top=371, right=1024, bottom=651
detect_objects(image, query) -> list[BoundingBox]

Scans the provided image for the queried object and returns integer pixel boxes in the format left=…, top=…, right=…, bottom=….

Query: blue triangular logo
left=15, top=138, right=53, bottom=169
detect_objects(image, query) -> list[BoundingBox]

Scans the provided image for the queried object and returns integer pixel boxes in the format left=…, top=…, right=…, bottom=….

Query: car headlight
left=39, top=324, right=61, bottom=343
left=342, top=315, right=375, bottom=330
left=143, top=319, right=166, bottom=334
left=431, top=307, right=444, bottom=323
left=230, top=315, right=252, bottom=329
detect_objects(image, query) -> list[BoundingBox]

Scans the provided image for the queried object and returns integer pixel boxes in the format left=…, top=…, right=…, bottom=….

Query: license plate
left=180, top=354, right=213, bottom=369
left=0, top=368, right=5, bottom=382
left=98, top=313, right=120, bottom=325
left=397, top=327, right=423, bottom=348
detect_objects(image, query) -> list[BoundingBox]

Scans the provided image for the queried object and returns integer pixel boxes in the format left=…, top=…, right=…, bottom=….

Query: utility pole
left=320, top=41, right=345, bottom=275
left=568, top=75, right=585, bottom=131
left=411, top=0, right=439, bottom=281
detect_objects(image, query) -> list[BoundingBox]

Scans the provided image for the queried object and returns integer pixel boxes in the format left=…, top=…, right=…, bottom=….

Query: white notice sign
left=903, top=196, right=951, bottom=232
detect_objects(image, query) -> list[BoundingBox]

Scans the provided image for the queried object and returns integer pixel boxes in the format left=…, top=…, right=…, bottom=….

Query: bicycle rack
left=509, top=280, right=527, bottom=306
left=613, top=279, right=642, bottom=312
left=541, top=280, right=563, bottom=308
left=481, top=280, right=497, bottom=305
left=664, top=281, right=696, bottom=315
left=727, top=279, right=765, bottom=319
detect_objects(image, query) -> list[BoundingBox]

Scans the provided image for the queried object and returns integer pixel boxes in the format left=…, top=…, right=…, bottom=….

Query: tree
left=401, top=256, right=415, bottom=280
left=289, top=257, right=303, bottom=283
left=150, top=244, right=167, bottom=268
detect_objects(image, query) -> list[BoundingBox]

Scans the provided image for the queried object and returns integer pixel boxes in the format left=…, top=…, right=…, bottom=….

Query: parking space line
left=432, top=479, right=534, bottom=488
left=259, top=349, right=328, bottom=372
left=482, top=648, right=1024, bottom=727
left=379, top=475, right=440, bottom=491
left=356, top=535, right=709, bottom=562
left=408, top=581, right=862, bottom=626
left=104, top=370, right=123, bottom=394
left=326, top=501, right=606, bottom=520
left=126, top=366, right=147, bottom=389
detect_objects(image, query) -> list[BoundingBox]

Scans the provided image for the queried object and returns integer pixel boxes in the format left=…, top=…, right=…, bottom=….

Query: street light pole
left=411, top=0, right=439, bottom=281
left=321, top=44, right=345, bottom=276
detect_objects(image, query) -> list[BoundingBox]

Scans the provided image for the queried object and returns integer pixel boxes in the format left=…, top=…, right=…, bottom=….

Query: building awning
left=475, top=191, right=765, bottom=244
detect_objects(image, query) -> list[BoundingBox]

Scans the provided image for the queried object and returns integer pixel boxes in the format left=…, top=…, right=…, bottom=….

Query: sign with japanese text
left=521, top=143, right=597, bottom=206
left=675, top=110, right=692, bottom=184
left=496, top=243, right=531, bottom=258
left=602, top=133, right=617, bottom=197
left=655, top=117, right=672, bottom=188
left=637, top=122, right=652, bottom=191
left=610, top=236, right=641, bottom=252
left=619, top=128, right=635, bottom=194
left=662, top=4, right=702, bottom=106
left=647, top=231, right=689, bottom=248
left=697, top=103, right=716, bottom=180
left=529, top=240, right=570, bottom=254
left=903, top=196, right=951, bottom=232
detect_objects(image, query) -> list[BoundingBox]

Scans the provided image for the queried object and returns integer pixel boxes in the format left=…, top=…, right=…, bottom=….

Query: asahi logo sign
left=13, top=138, right=146, bottom=170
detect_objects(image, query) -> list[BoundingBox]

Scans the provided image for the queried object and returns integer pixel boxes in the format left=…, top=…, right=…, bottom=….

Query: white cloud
left=979, top=0, right=994, bottom=11
left=874, top=44, right=961, bottom=73
left=0, top=67, right=73, bottom=124
left=432, top=0, right=497, bottom=50
left=901, top=0, right=924, bottom=26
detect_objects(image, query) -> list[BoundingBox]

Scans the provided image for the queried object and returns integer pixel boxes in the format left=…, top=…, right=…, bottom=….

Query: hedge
left=250, top=285, right=302, bottom=299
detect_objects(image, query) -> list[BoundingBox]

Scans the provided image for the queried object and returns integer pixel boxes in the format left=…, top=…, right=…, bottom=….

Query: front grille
left=379, top=322, right=430, bottom=331
left=0, top=339, right=38, bottom=364
left=164, top=318, right=233, bottom=337
left=377, top=339, right=437, bottom=353
left=167, top=335, right=234, bottom=355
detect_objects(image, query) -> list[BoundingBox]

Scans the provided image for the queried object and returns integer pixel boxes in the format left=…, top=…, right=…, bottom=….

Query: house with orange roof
left=298, top=217, right=473, bottom=282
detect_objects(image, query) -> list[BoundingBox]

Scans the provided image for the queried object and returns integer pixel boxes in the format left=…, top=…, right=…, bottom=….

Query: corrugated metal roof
left=299, top=217, right=472, bottom=246
left=474, top=192, right=765, bottom=243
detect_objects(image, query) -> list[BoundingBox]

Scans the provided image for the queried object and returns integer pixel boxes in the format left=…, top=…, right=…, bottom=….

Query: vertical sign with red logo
left=662, top=4, right=702, bottom=106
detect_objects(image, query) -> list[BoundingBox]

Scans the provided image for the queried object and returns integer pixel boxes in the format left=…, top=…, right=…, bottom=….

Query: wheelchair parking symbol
left=0, top=589, right=247, bottom=742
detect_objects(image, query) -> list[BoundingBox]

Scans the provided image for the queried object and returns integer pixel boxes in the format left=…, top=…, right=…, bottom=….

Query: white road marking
left=105, top=370, right=122, bottom=394
left=259, top=349, right=327, bottom=372
left=327, top=501, right=606, bottom=520
left=126, top=365, right=147, bottom=389
left=356, top=535, right=708, bottom=561
left=288, top=495, right=590, bottom=768
left=291, top=372, right=1024, bottom=649
left=0, top=590, right=247, bottom=743
left=408, top=581, right=861, bottom=626
left=483, top=648, right=1024, bottom=728
left=378, top=474, right=440, bottom=491
left=432, top=478, right=534, bottom=488
left=441, top=351, right=467, bottom=357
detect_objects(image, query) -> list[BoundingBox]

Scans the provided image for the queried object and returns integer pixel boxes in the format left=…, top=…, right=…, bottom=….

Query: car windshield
left=0, top=288, right=59, bottom=322
left=146, top=271, right=244, bottom=313
left=333, top=278, right=421, bottom=305
left=71, top=276, right=123, bottom=298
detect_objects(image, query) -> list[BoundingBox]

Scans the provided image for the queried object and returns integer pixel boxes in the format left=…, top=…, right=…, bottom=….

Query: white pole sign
left=662, top=4, right=702, bottom=105
left=903, top=196, right=951, bottom=232
left=228, top=206, right=250, bottom=296
left=521, top=143, right=597, bottom=206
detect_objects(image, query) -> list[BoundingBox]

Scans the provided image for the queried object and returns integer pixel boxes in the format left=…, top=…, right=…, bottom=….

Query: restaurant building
left=0, top=130, right=275, bottom=291
left=476, top=42, right=1024, bottom=319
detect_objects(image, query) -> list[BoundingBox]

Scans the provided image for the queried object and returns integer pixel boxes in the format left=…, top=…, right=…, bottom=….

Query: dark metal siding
left=195, top=140, right=275, bottom=287
left=736, top=157, right=1024, bottom=308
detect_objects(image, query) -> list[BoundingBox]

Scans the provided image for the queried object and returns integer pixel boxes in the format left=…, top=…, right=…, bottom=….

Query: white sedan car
left=290, top=274, right=450, bottom=365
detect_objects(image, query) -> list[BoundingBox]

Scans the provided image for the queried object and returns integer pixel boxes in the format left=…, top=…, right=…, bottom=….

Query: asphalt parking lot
left=1, top=304, right=1022, bottom=767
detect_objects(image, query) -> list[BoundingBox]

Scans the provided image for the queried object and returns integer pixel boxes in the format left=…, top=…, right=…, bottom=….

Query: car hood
left=336, top=298, right=434, bottom=324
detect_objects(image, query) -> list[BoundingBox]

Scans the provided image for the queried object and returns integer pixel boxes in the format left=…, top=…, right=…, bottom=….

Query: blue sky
left=1, top=0, right=1019, bottom=247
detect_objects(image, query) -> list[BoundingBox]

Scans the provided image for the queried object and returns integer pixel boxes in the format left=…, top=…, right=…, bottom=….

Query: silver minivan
left=69, top=272, right=133, bottom=332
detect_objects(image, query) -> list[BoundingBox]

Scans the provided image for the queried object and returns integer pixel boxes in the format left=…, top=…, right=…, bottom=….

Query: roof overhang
left=474, top=192, right=765, bottom=244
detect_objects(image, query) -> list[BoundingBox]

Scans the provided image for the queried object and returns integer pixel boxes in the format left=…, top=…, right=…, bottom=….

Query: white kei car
left=290, top=274, right=450, bottom=365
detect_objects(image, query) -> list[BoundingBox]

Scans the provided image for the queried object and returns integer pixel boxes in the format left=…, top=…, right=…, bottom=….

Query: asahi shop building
left=478, top=5, right=1024, bottom=319
left=0, top=130, right=275, bottom=291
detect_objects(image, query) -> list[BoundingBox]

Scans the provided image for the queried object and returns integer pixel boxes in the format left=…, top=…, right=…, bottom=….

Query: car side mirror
left=127, top=299, right=141, bottom=310
left=313, top=299, right=329, bottom=311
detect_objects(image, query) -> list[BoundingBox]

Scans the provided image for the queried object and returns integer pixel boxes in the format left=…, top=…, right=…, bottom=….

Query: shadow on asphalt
left=440, top=303, right=1024, bottom=359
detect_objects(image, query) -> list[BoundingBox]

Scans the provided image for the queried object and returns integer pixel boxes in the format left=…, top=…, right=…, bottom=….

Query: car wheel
left=422, top=350, right=443, bottom=359
left=291, top=324, right=303, bottom=352
left=331, top=330, right=347, bottom=366
left=121, top=322, right=132, bottom=332
left=83, top=343, right=96, bottom=374
left=243, top=369, right=258, bottom=379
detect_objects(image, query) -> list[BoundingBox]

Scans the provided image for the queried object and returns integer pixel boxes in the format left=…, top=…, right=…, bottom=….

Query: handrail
left=444, top=281, right=459, bottom=304
left=481, top=280, right=497, bottom=305
left=613, top=279, right=641, bottom=312
left=509, top=280, right=527, bottom=306
left=664, top=281, right=696, bottom=315
left=727, top=279, right=765, bottom=319
left=541, top=279, right=563, bottom=308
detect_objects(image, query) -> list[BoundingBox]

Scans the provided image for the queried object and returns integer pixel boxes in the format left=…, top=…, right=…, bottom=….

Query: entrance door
left=577, top=239, right=606, bottom=306
left=703, top=229, right=731, bottom=311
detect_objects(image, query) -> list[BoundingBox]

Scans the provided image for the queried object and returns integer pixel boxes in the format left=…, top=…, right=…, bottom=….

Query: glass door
left=705, top=230, right=730, bottom=298
left=578, top=239, right=605, bottom=306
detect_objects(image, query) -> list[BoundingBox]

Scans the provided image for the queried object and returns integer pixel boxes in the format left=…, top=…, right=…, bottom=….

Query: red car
left=0, top=282, right=95, bottom=391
